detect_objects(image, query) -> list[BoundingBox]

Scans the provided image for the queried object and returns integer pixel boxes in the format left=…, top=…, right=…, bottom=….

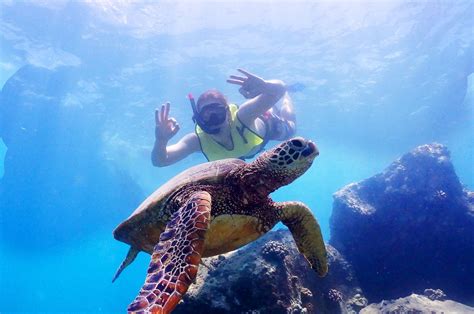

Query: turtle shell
left=113, top=158, right=245, bottom=253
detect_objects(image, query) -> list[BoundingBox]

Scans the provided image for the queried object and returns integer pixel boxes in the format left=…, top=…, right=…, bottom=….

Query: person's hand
left=155, top=102, right=180, bottom=142
left=227, top=69, right=267, bottom=99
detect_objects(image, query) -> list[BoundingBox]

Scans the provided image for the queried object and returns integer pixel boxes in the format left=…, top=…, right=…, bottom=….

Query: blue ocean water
left=0, top=1, right=472, bottom=312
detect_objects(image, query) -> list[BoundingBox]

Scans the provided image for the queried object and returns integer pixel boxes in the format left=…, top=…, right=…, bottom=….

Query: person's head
left=194, top=89, right=230, bottom=134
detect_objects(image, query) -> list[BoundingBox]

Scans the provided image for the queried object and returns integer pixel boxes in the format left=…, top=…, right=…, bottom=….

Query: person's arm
left=227, top=69, right=286, bottom=127
left=152, top=133, right=200, bottom=167
left=151, top=102, right=200, bottom=167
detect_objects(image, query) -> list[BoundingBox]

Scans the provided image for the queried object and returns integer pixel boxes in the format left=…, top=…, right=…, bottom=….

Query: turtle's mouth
left=302, top=141, right=319, bottom=157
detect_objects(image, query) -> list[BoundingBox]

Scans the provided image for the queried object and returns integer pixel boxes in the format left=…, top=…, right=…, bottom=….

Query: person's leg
left=280, top=92, right=296, bottom=136
left=281, top=92, right=295, bottom=120
left=265, top=92, right=296, bottom=141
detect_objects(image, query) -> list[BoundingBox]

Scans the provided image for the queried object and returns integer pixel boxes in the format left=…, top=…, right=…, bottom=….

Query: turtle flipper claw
left=128, top=191, right=211, bottom=314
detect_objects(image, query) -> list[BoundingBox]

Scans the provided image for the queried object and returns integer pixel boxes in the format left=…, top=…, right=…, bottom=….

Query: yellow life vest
left=195, top=104, right=264, bottom=161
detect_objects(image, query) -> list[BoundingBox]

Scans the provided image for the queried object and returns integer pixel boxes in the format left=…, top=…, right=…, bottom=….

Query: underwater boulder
left=360, top=292, right=474, bottom=313
left=0, top=65, right=142, bottom=250
left=175, top=230, right=366, bottom=314
left=330, top=143, right=474, bottom=305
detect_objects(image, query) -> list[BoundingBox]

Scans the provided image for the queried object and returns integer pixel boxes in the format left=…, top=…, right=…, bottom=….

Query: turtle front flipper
left=128, top=191, right=211, bottom=314
left=277, top=201, right=328, bottom=277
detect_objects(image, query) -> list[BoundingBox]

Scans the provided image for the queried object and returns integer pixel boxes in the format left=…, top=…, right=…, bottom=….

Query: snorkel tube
left=188, top=93, right=221, bottom=134
left=188, top=93, right=199, bottom=122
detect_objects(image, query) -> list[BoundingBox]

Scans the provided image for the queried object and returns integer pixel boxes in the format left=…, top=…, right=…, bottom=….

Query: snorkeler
left=151, top=69, right=296, bottom=166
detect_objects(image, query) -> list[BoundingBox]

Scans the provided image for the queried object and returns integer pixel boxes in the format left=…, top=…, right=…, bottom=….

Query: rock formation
left=330, top=143, right=474, bottom=305
left=175, top=230, right=365, bottom=314
left=361, top=292, right=474, bottom=313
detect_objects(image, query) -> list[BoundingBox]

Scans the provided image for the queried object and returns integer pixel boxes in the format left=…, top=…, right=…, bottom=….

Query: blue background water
left=0, top=1, right=472, bottom=312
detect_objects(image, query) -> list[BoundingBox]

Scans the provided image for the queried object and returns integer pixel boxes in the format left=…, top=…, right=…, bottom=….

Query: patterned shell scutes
left=115, top=158, right=245, bottom=234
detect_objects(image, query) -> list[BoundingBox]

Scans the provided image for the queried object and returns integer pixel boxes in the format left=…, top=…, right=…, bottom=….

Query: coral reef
left=361, top=293, right=474, bottom=313
left=175, top=230, right=364, bottom=314
left=330, top=143, right=474, bottom=305
left=424, top=288, right=447, bottom=301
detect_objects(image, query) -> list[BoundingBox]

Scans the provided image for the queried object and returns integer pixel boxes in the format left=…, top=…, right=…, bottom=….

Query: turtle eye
left=291, top=139, right=304, bottom=148
left=289, top=138, right=307, bottom=152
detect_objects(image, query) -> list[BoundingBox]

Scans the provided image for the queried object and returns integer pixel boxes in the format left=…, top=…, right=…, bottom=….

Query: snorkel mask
left=189, top=93, right=228, bottom=134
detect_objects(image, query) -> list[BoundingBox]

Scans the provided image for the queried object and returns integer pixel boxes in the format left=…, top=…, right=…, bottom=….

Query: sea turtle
left=113, top=137, right=328, bottom=313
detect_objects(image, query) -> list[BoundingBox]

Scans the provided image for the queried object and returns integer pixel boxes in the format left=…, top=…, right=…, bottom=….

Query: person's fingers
left=155, top=108, right=161, bottom=125
left=168, top=117, right=178, bottom=126
left=237, top=68, right=254, bottom=78
left=229, top=75, right=246, bottom=82
left=160, top=104, right=166, bottom=123
left=164, top=102, right=170, bottom=120
left=168, top=117, right=179, bottom=133
left=170, top=122, right=180, bottom=136
left=227, top=79, right=244, bottom=85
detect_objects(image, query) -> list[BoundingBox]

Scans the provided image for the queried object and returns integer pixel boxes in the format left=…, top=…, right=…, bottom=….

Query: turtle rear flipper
left=128, top=192, right=211, bottom=314
left=278, top=201, right=328, bottom=277
left=112, top=246, right=139, bottom=283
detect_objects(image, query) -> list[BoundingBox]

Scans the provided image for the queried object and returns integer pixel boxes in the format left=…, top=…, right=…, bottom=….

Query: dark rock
left=174, top=230, right=366, bottom=314
left=0, top=65, right=143, bottom=250
left=330, top=143, right=474, bottom=305
left=360, top=293, right=474, bottom=313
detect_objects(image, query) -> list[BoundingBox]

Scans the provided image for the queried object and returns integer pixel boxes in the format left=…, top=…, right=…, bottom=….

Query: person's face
left=198, top=98, right=229, bottom=132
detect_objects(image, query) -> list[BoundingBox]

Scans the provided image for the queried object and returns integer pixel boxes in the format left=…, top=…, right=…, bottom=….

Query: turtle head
left=264, top=137, right=318, bottom=181
left=242, top=137, right=318, bottom=197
